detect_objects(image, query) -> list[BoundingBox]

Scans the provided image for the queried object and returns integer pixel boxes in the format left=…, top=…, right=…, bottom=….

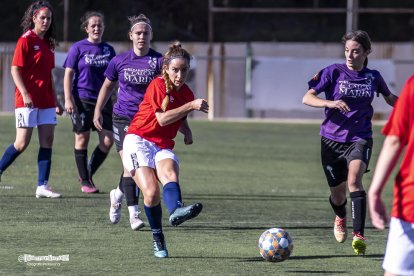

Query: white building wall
left=1, top=42, right=414, bottom=119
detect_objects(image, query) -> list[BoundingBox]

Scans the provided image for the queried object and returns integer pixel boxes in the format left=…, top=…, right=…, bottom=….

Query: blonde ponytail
left=161, top=70, right=174, bottom=112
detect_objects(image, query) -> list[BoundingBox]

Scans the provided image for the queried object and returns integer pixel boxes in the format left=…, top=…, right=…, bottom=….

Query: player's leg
left=122, top=165, right=144, bottom=230
left=122, top=134, right=167, bottom=257
left=0, top=128, right=32, bottom=179
left=0, top=108, right=35, bottom=180
left=321, top=137, right=348, bottom=243
left=329, top=182, right=348, bottom=243
left=134, top=166, right=167, bottom=257
left=89, top=128, right=113, bottom=181
left=348, top=159, right=367, bottom=255
left=109, top=116, right=142, bottom=228
left=74, top=130, right=98, bottom=193
left=71, top=99, right=98, bottom=193
left=346, top=139, right=372, bottom=255
left=89, top=101, right=113, bottom=184
left=36, top=108, right=61, bottom=198
left=110, top=157, right=144, bottom=230
left=109, top=116, right=126, bottom=224
left=156, top=151, right=202, bottom=226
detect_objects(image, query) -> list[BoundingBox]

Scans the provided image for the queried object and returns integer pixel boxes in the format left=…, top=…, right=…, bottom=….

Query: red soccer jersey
left=127, top=77, right=195, bottom=149
left=382, top=74, right=414, bottom=222
left=12, top=30, right=56, bottom=109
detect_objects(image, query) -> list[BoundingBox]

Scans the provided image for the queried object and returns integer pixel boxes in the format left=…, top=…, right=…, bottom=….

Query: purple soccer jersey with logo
left=63, top=39, right=116, bottom=101
left=104, top=48, right=163, bottom=119
left=308, top=63, right=391, bottom=142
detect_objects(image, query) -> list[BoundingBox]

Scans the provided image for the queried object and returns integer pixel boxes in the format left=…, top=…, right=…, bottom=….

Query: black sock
left=74, top=149, right=89, bottom=185
left=350, top=191, right=367, bottom=236
left=89, top=146, right=108, bottom=178
left=118, top=173, right=124, bottom=193
left=122, top=177, right=139, bottom=206
left=329, top=196, right=347, bottom=218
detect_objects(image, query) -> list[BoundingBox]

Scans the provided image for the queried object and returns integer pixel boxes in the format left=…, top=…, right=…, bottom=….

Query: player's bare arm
left=155, top=99, right=208, bottom=127
left=179, top=119, right=193, bottom=145
left=384, top=93, right=398, bottom=107
left=303, top=89, right=350, bottom=112
left=11, top=66, right=32, bottom=108
left=369, top=135, right=403, bottom=230
left=63, top=67, right=75, bottom=114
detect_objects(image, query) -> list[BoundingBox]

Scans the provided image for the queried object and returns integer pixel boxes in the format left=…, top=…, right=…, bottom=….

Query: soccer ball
left=258, top=228, right=293, bottom=262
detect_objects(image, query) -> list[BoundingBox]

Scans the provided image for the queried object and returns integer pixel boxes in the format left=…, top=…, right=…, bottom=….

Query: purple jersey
left=104, top=48, right=163, bottom=119
left=63, top=39, right=116, bottom=101
left=308, top=63, right=391, bottom=142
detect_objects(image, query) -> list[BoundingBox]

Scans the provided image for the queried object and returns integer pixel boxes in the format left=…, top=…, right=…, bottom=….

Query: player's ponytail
left=161, top=70, right=173, bottom=112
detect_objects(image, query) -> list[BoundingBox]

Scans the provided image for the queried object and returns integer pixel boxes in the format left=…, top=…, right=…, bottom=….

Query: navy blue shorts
left=321, top=137, right=372, bottom=187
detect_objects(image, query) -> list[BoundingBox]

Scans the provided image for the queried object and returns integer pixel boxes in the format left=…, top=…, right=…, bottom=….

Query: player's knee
left=159, top=170, right=178, bottom=183
left=347, top=178, right=363, bottom=192
left=330, top=193, right=346, bottom=206
left=142, top=189, right=160, bottom=206
left=13, top=141, right=29, bottom=152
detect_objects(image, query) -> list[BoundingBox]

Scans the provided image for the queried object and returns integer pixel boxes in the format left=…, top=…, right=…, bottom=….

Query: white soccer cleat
left=334, top=216, right=347, bottom=243
left=35, top=185, right=62, bottom=198
left=130, top=212, right=145, bottom=230
left=109, top=189, right=122, bottom=224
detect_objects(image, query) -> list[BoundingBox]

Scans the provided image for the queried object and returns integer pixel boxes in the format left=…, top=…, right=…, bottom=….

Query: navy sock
left=89, top=146, right=108, bottom=177
left=74, top=149, right=89, bottom=185
left=162, top=182, right=182, bottom=214
left=350, top=191, right=367, bottom=236
left=38, top=148, right=52, bottom=186
left=329, top=196, right=347, bottom=219
left=144, top=203, right=164, bottom=241
left=122, top=177, right=139, bottom=206
left=0, top=144, right=21, bottom=173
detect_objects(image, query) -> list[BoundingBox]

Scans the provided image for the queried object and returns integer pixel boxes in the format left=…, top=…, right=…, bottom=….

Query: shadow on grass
left=173, top=225, right=385, bottom=231
left=168, top=253, right=382, bottom=262
left=186, top=193, right=327, bottom=202
left=173, top=226, right=332, bottom=231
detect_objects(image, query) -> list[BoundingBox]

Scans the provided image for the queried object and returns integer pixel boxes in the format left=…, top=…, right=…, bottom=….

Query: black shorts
left=321, top=137, right=373, bottom=187
left=71, top=98, right=113, bottom=133
left=112, top=114, right=131, bottom=152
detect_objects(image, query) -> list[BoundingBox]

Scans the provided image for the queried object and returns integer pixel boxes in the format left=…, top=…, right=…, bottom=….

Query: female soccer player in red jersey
left=369, top=75, right=414, bottom=275
left=0, top=1, right=63, bottom=198
left=122, top=42, right=208, bottom=258
left=303, top=30, right=398, bottom=255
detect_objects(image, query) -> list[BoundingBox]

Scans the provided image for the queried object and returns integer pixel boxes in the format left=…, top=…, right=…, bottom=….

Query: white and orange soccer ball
left=258, top=228, right=293, bottom=262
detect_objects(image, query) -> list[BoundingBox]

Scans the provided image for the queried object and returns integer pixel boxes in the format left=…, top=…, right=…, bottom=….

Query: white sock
left=128, top=205, right=138, bottom=218
left=114, top=187, right=124, bottom=201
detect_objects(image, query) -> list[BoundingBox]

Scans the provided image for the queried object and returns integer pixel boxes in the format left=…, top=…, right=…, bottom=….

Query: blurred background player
left=94, top=14, right=163, bottom=230
left=369, top=75, right=414, bottom=276
left=122, top=42, right=207, bottom=257
left=302, top=30, right=398, bottom=255
left=63, top=11, right=116, bottom=193
left=0, top=0, right=63, bottom=198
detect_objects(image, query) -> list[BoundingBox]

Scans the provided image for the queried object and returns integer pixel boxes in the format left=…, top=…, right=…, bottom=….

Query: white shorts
left=122, top=134, right=179, bottom=173
left=383, top=217, right=414, bottom=275
left=15, top=107, right=57, bottom=128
